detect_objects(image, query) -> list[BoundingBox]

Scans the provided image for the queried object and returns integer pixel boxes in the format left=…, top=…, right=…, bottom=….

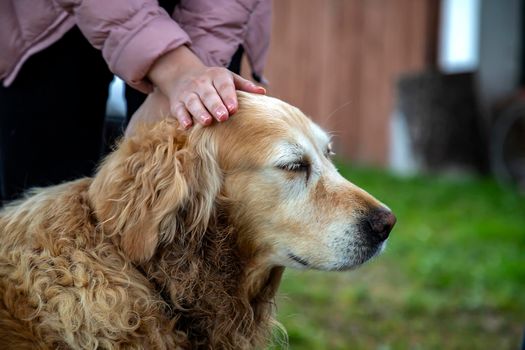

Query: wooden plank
left=253, top=0, right=438, bottom=165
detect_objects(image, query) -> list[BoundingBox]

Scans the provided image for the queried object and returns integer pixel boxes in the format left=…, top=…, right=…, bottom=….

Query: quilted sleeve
left=53, top=0, right=191, bottom=92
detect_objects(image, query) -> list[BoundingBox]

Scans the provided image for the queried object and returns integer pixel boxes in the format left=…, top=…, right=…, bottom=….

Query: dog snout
left=363, top=208, right=396, bottom=242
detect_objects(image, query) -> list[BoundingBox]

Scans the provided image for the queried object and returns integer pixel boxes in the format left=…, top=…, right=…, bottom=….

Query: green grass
left=270, top=165, right=525, bottom=350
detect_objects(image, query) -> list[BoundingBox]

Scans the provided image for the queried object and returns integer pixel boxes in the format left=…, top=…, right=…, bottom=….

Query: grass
left=270, top=165, right=525, bottom=350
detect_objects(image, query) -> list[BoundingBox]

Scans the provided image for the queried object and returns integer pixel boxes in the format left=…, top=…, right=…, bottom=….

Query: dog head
left=89, top=92, right=395, bottom=270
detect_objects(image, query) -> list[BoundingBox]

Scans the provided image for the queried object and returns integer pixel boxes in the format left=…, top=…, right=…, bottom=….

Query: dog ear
left=88, top=120, right=220, bottom=263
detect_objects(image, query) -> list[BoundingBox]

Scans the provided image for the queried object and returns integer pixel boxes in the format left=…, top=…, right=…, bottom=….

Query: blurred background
left=262, top=0, right=525, bottom=349
left=107, top=0, right=525, bottom=348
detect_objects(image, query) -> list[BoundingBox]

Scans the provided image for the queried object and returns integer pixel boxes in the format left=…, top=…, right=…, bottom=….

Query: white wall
left=439, top=0, right=481, bottom=73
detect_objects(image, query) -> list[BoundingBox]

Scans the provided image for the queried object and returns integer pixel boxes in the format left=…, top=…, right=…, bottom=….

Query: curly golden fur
left=0, top=92, right=394, bottom=349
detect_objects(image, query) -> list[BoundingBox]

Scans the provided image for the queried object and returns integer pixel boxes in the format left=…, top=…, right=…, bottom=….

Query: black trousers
left=0, top=27, right=114, bottom=202
left=0, top=26, right=244, bottom=203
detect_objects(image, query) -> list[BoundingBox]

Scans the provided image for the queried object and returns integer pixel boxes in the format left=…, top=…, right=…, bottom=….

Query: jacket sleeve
left=173, top=0, right=271, bottom=83
left=53, top=0, right=191, bottom=92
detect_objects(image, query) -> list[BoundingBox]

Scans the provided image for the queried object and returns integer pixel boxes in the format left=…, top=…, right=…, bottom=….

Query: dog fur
left=0, top=92, right=393, bottom=349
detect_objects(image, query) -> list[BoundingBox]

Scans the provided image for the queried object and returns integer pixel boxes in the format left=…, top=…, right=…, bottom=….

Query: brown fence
left=259, top=0, right=439, bottom=165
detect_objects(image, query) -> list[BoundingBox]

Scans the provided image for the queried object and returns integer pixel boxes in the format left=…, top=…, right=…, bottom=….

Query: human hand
left=147, top=45, right=266, bottom=129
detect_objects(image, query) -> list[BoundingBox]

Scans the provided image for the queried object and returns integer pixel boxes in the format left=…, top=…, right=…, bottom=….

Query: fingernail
left=182, top=118, right=192, bottom=129
left=226, top=100, right=236, bottom=113
left=201, top=115, right=212, bottom=125
left=216, top=108, right=229, bottom=121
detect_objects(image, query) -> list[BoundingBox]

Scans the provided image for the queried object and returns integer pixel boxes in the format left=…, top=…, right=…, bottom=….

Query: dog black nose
left=365, top=208, right=396, bottom=241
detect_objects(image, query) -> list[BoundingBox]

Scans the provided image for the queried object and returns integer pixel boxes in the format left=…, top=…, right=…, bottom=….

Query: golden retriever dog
left=0, top=92, right=395, bottom=349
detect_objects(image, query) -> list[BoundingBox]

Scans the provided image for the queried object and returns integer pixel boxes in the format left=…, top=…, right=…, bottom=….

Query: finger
left=171, top=102, right=193, bottom=129
left=212, top=75, right=238, bottom=114
left=198, top=86, right=229, bottom=122
left=233, top=74, right=266, bottom=94
left=183, top=93, right=213, bottom=126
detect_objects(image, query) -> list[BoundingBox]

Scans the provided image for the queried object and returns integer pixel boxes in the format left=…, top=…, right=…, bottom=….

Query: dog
left=0, top=91, right=395, bottom=349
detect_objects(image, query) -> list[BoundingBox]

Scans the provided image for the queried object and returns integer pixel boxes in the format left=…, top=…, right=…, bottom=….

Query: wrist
left=148, top=45, right=205, bottom=90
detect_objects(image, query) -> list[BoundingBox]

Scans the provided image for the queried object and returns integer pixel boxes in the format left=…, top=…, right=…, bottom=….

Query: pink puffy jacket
left=0, top=0, right=271, bottom=92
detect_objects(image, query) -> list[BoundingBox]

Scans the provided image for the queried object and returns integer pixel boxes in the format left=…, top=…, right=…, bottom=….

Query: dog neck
left=141, top=219, right=284, bottom=348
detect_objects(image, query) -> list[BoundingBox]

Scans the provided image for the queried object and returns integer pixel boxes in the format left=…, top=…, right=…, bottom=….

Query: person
left=0, top=0, right=271, bottom=202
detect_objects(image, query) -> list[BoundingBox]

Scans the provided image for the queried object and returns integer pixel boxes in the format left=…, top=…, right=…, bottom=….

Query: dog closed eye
left=276, top=160, right=309, bottom=172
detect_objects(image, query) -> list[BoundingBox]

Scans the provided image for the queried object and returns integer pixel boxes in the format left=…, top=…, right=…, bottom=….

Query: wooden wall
left=259, top=0, right=439, bottom=165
